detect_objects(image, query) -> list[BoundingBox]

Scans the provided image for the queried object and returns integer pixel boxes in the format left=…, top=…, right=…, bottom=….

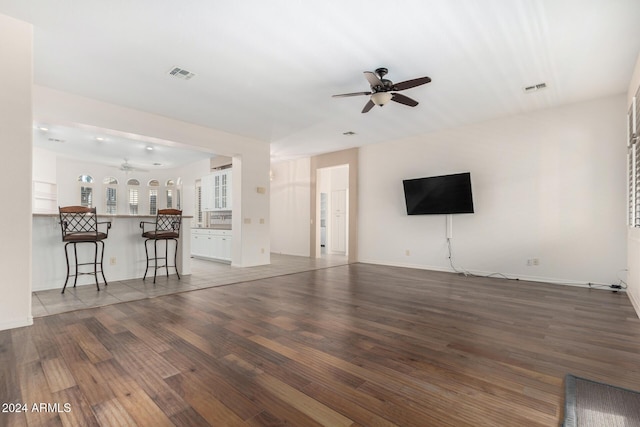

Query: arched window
left=148, top=179, right=160, bottom=215
left=166, top=179, right=175, bottom=209
left=77, top=174, right=94, bottom=207
left=103, top=177, right=118, bottom=214
left=127, top=179, right=140, bottom=215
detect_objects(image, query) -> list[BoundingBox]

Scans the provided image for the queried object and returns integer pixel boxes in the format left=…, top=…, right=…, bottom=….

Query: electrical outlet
left=527, top=258, right=539, bottom=266
left=261, top=248, right=265, bottom=254
left=405, top=250, right=410, bottom=256
left=110, top=257, right=117, bottom=265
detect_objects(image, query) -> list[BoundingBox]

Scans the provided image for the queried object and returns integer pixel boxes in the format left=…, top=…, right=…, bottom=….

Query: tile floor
left=32, top=254, right=348, bottom=317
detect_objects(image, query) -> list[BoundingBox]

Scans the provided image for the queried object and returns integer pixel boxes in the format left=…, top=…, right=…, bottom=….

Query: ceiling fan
left=332, top=67, right=431, bottom=113
left=118, top=159, right=148, bottom=173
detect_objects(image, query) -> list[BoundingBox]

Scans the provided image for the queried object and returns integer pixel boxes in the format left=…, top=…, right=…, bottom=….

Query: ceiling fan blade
left=364, top=71, right=383, bottom=88
left=332, top=91, right=371, bottom=98
left=361, top=99, right=375, bottom=113
left=391, top=93, right=419, bottom=107
left=393, top=76, right=431, bottom=91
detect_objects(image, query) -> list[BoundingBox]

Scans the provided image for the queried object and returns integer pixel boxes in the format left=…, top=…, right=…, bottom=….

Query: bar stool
left=58, top=206, right=112, bottom=293
left=139, top=209, right=182, bottom=283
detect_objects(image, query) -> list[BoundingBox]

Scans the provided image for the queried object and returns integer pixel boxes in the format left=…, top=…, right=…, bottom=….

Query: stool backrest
left=155, top=209, right=182, bottom=235
left=59, top=206, right=99, bottom=240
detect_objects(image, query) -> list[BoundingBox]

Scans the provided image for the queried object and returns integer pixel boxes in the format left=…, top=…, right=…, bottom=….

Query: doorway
left=316, top=165, right=349, bottom=258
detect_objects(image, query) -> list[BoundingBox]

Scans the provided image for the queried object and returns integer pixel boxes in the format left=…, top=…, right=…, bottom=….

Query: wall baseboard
left=627, top=291, right=640, bottom=319
left=0, top=316, right=33, bottom=332
left=357, top=259, right=620, bottom=290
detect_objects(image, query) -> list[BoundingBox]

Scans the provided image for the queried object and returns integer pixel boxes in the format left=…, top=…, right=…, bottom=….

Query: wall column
left=0, top=14, right=33, bottom=330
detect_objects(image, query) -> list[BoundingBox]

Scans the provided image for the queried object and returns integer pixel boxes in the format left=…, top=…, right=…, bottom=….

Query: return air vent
left=168, top=66, right=195, bottom=80
left=523, top=82, right=547, bottom=93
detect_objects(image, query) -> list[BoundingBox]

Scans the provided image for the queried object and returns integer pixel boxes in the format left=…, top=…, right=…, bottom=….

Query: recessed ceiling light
left=153, top=162, right=163, bottom=166
left=38, top=127, right=49, bottom=131
left=146, top=146, right=153, bottom=151
left=95, top=137, right=105, bottom=141
left=343, top=131, right=356, bottom=136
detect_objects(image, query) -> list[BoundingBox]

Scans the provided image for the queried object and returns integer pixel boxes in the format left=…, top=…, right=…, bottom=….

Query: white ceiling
left=1, top=0, right=639, bottom=164
left=32, top=123, right=213, bottom=171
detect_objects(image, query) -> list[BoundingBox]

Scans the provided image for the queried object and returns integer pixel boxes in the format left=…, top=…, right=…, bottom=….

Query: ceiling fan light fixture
left=371, top=92, right=392, bottom=106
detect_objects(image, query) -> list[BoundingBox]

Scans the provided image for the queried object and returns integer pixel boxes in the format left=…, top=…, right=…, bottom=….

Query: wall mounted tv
left=403, top=172, right=474, bottom=215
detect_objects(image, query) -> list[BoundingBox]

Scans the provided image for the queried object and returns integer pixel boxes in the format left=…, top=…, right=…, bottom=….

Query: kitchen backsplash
left=208, top=211, right=232, bottom=226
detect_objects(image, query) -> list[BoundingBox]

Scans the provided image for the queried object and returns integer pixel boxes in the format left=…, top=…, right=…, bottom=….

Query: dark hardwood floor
left=2, top=263, right=640, bottom=426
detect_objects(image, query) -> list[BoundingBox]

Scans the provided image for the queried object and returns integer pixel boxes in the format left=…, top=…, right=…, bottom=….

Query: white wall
left=231, top=151, right=271, bottom=266
left=33, top=147, right=57, bottom=183
left=359, top=95, right=627, bottom=286
left=0, top=15, right=32, bottom=330
left=270, top=157, right=311, bottom=256
left=627, top=52, right=640, bottom=317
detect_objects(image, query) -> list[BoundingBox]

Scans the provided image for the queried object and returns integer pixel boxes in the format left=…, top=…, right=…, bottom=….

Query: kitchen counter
left=192, top=225, right=232, bottom=230
left=34, top=213, right=194, bottom=219
left=32, top=214, right=192, bottom=291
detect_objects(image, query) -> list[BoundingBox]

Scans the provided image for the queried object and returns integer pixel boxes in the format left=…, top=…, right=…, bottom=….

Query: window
left=103, top=177, right=118, bottom=214
left=148, top=179, right=159, bottom=215
left=195, top=179, right=203, bottom=226
left=176, top=177, right=182, bottom=210
left=166, top=179, right=175, bottom=209
left=628, top=95, right=640, bottom=227
left=77, top=174, right=94, bottom=207
left=127, top=179, right=140, bottom=215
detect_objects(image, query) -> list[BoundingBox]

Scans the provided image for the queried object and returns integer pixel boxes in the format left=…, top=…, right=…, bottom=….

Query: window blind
left=129, top=188, right=139, bottom=215
left=166, top=189, right=173, bottom=209
left=106, top=187, right=117, bottom=214
left=149, top=189, right=158, bottom=215
left=80, top=186, right=93, bottom=207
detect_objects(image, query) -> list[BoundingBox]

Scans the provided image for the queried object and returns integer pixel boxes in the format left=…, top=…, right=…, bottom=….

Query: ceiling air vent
left=168, top=66, right=195, bottom=80
left=48, top=137, right=65, bottom=143
left=523, top=82, right=547, bottom=93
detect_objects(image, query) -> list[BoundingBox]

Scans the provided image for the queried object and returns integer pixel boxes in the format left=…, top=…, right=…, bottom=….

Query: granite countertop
left=192, top=225, right=232, bottom=230
left=34, top=213, right=194, bottom=218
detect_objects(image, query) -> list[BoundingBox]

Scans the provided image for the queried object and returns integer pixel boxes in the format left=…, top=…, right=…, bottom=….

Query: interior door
left=330, top=189, right=347, bottom=254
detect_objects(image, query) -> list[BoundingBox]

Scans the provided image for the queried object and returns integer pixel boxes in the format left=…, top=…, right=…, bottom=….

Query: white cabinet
left=201, top=169, right=232, bottom=212
left=33, top=181, right=57, bottom=213
left=200, top=173, right=215, bottom=212
left=191, top=229, right=210, bottom=258
left=191, top=228, right=232, bottom=262
left=214, top=169, right=232, bottom=211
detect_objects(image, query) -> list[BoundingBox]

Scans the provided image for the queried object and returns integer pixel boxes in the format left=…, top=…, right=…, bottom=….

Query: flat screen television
left=403, top=172, right=474, bottom=215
